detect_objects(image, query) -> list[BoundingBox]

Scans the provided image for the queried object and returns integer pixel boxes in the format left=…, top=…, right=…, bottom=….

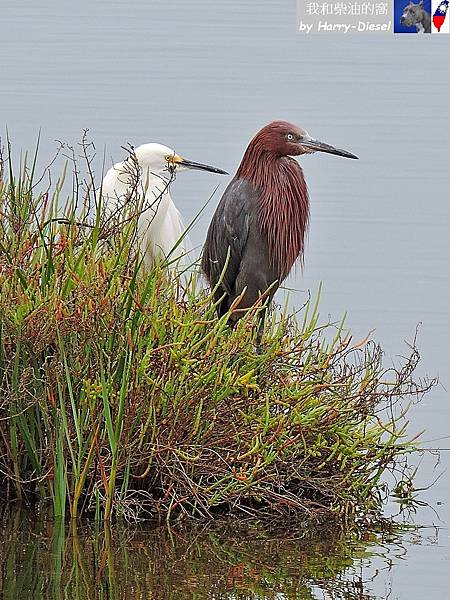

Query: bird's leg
left=229, top=301, right=268, bottom=353
left=213, top=290, right=230, bottom=319
left=255, top=309, right=267, bottom=354
left=223, top=282, right=275, bottom=352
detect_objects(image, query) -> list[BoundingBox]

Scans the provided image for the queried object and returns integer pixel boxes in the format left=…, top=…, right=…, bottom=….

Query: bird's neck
left=139, top=164, right=171, bottom=185
left=236, top=149, right=310, bottom=281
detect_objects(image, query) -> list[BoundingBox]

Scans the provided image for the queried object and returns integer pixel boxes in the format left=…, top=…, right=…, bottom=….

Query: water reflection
left=0, top=506, right=408, bottom=600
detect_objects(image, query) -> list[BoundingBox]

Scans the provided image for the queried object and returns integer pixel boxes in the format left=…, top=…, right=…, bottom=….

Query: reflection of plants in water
left=0, top=506, right=407, bottom=600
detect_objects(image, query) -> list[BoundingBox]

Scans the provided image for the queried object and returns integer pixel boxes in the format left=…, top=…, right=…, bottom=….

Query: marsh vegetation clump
left=0, top=139, right=432, bottom=522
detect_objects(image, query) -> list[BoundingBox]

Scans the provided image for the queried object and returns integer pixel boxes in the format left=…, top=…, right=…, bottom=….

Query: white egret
left=100, top=143, right=227, bottom=269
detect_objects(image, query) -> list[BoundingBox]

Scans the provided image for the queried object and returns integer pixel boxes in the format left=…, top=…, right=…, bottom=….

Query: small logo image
left=432, top=0, right=449, bottom=32
left=394, top=0, right=432, bottom=32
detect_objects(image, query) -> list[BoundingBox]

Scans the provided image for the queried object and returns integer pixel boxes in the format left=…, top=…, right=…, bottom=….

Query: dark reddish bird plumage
left=236, top=121, right=310, bottom=280
left=202, top=120, right=357, bottom=336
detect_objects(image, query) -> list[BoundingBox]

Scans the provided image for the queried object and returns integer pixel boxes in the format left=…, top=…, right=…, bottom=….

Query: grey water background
left=1, top=0, right=449, bottom=597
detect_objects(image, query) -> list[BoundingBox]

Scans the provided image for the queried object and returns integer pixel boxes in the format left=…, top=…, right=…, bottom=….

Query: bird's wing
left=202, top=177, right=257, bottom=295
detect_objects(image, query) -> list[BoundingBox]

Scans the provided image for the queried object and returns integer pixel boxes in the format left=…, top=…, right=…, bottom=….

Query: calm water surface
left=0, top=508, right=444, bottom=600
left=1, top=0, right=449, bottom=597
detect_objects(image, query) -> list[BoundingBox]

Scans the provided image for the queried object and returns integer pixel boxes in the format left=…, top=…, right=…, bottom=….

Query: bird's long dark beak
left=173, top=154, right=228, bottom=174
left=300, top=136, right=358, bottom=159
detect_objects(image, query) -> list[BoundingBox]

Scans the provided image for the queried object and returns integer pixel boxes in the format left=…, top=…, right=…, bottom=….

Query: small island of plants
left=0, top=141, right=432, bottom=524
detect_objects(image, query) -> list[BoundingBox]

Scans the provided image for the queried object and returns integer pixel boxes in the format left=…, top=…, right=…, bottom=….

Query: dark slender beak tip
left=301, top=138, right=359, bottom=160
left=340, top=150, right=359, bottom=160
left=180, top=158, right=228, bottom=175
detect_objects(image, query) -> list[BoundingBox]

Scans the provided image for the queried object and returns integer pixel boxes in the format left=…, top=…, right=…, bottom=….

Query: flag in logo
left=432, top=0, right=449, bottom=31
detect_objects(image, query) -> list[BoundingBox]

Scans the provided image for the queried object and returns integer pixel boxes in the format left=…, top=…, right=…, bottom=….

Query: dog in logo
left=400, top=0, right=432, bottom=31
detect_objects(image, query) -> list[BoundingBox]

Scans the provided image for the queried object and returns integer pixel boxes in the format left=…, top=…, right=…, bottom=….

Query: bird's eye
left=165, top=155, right=172, bottom=162
left=287, top=134, right=294, bottom=141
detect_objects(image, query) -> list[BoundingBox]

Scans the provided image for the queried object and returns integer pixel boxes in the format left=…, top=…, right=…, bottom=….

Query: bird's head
left=254, top=121, right=358, bottom=160
left=133, top=143, right=228, bottom=176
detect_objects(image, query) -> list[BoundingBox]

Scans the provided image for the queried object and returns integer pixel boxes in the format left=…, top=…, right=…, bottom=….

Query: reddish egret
left=202, top=121, right=357, bottom=333
left=101, top=143, right=227, bottom=269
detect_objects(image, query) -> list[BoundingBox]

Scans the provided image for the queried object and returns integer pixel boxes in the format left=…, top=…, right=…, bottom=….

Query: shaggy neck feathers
left=236, top=141, right=310, bottom=281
